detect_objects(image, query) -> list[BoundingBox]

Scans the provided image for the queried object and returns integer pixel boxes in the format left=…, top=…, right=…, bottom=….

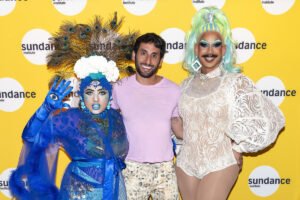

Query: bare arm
left=171, top=117, right=183, bottom=139
left=231, top=140, right=243, bottom=171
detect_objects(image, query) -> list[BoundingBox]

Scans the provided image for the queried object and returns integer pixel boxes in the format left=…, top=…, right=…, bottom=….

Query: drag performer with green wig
left=175, top=7, right=285, bottom=200
left=9, top=13, right=138, bottom=200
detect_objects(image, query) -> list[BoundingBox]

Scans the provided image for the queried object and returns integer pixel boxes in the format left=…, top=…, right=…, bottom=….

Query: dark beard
left=135, top=56, right=160, bottom=78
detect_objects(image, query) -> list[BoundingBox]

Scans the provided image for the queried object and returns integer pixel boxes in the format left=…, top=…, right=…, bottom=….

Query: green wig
left=183, top=7, right=241, bottom=74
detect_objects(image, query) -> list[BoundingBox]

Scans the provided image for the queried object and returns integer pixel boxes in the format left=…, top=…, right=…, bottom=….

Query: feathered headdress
left=47, top=12, right=138, bottom=82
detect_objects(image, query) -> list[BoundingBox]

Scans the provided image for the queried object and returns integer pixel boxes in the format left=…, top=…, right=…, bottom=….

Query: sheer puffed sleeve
left=9, top=111, right=67, bottom=200
left=226, top=74, right=285, bottom=153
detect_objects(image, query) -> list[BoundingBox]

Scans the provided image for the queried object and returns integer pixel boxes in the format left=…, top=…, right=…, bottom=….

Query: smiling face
left=132, top=42, right=163, bottom=79
left=194, top=31, right=226, bottom=74
left=83, top=85, right=109, bottom=115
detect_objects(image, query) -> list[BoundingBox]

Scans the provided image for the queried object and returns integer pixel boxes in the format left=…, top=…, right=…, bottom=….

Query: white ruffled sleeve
left=226, top=74, right=285, bottom=153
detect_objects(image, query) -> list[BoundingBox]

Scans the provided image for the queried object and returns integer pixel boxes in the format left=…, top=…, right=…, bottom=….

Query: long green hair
left=183, top=7, right=241, bottom=74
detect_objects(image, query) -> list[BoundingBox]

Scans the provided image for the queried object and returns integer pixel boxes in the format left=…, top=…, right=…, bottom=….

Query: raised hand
left=35, top=79, right=73, bottom=121
left=22, top=79, right=73, bottom=142
left=44, top=78, right=73, bottom=111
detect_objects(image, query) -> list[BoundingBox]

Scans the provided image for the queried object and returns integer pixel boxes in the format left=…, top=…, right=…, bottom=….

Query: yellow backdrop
left=0, top=0, right=299, bottom=199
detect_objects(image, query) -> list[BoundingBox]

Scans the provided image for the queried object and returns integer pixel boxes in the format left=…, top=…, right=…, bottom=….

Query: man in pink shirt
left=112, top=33, right=182, bottom=200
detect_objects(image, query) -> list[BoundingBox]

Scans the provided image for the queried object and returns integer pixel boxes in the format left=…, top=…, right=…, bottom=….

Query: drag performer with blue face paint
left=175, top=7, right=285, bottom=200
left=9, top=14, right=137, bottom=200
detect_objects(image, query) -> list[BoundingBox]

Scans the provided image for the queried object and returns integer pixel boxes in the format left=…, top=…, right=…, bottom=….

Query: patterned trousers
left=122, top=160, right=180, bottom=200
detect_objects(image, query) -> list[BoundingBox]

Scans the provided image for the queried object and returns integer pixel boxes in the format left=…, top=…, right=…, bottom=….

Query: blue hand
left=44, top=78, right=73, bottom=111
left=36, top=78, right=73, bottom=121
left=22, top=78, right=73, bottom=143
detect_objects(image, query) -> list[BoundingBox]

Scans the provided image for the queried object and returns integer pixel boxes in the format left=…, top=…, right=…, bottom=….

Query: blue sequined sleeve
left=110, top=109, right=129, bottom=160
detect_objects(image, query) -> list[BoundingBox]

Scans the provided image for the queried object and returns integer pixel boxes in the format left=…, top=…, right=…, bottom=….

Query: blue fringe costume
left=10, top=107, right=128, bottom=200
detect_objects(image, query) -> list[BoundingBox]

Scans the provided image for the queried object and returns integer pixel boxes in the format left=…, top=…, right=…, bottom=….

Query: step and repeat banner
left=0, top=0, right=299, bottom=199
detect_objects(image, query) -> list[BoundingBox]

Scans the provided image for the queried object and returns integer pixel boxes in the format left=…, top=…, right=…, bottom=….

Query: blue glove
left=22, top=79, right=73, bottom=142
left=36, top=78, right=73, bottom=121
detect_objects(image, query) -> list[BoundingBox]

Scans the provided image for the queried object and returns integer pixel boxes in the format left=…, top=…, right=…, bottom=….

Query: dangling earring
left=106, top=96, right=112, bottom=110
left=80, top=96, right=86, bottom=110
left=191, top=58, right=201, bottom=72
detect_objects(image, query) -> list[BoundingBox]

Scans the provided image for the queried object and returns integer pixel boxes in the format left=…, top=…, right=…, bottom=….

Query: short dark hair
left=133, top=33, right=166, bottom=58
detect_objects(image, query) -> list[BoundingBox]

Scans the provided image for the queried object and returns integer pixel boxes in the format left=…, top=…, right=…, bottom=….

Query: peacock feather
left=47, top=12, right=139, bottom=81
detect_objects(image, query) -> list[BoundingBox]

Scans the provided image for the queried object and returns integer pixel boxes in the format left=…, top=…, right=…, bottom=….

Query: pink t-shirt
left=111, top=75, right=180, bottom=163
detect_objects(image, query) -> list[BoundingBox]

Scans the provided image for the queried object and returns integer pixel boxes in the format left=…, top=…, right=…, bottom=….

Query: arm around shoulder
left=171, top=116, right=183, bottom=139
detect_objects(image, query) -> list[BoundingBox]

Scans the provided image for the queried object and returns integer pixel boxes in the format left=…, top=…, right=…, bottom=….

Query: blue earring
left=192, top=58, right=201, bottom=72
left=106, top=97, right=112, bottom=110
left=80, top=96, right=86, bottom=110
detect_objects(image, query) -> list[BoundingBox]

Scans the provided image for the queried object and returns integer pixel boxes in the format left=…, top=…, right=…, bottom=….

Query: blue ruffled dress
left=10, top=108, right=128, bottom=200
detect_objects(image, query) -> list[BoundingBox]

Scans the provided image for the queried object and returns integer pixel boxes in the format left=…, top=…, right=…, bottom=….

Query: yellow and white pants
left=122, top=160, right=179, bottom=200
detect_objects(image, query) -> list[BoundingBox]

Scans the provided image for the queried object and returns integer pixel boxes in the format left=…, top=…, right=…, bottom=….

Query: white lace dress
left=176, top=67, right=285, bottom=179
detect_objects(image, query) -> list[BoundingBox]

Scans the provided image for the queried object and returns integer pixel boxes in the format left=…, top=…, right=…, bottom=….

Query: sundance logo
left=0, top=168, right=16, bottom=198
left=236, top=41, right=267, bottom=50
left=261, top=89, right=296, bottom=97
left=122, top=0, right=157, bottom=16
left=261, top=0, right=295, bottom=15
left=192, top=0, right=225, bottom=10
left=123, top=0, right=135, bottom=4
left=52, top=0, right=87, bottom=16
left=249, top=177, right=290, bottom=186
left=52, top=0, right=67, bottom=5
left=256, top=76, right=294, bottom=107
left=261, top=0, right=274, bottom=4
left=22, top=42, right=55, bottom=54
left=248, top=166, right=290, bottom=197
left=64, top=77, right=80, bottom=108
left=0, top=78, right=36, bottom=112
left=232, top=28, right=256, bottom=64
left=160, top=28, right=186, bottom=64
left=0, top=90, right=36, bottom=99
left=21, top=29, right=53, bottom=65
left=0, top=1, right=16, bottom=16
left=89, top=42, right=132, bottom=51
left=166, top=42, right=186, bottom=51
